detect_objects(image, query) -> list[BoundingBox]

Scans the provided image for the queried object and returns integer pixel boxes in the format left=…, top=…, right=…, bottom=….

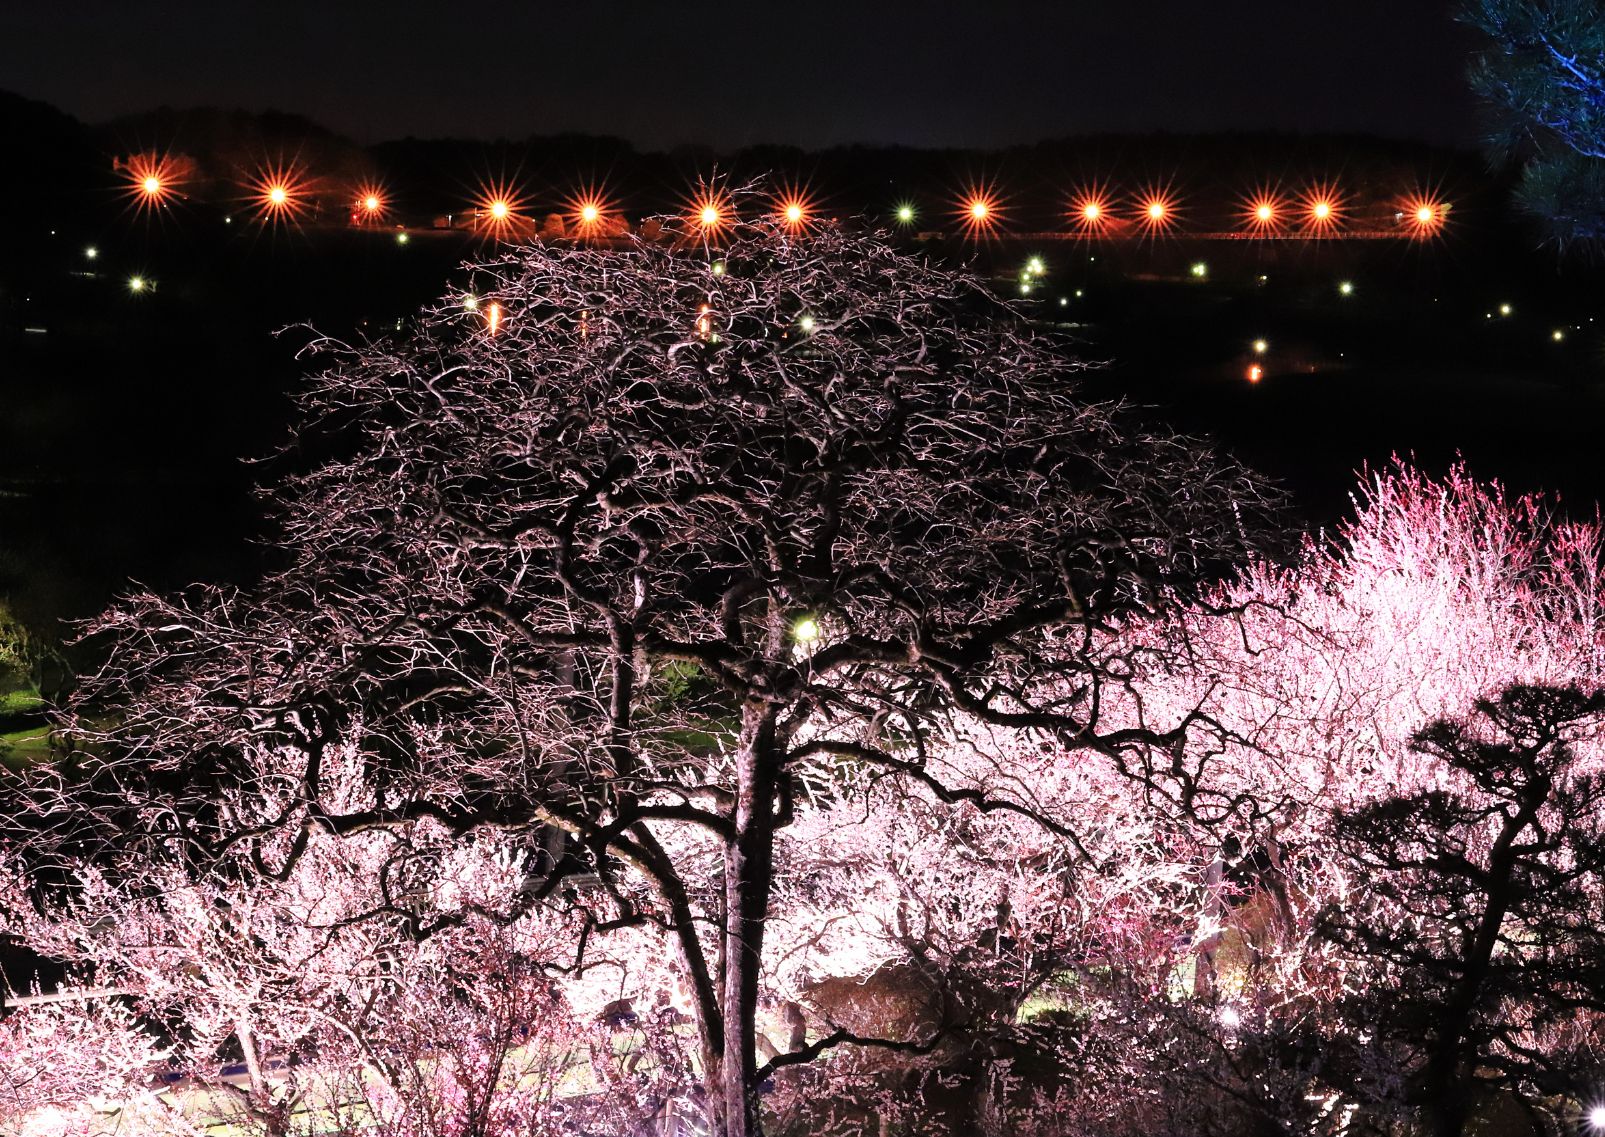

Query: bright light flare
left=794, top=616, right=821, bottom=643
left=128, top=275, right=147, bottom=293
left=1252, top=338, right=1268, bottom=354
left=565, top=182, right=615, bottom=238
left=1404, top=194, right=1449, bottom=237
left=1299, top=183, right=1344, bottom=234
left=353, top=185, right=386, bottom=223
left=123, top=153, right=182, bottom=216
left=1242, top=190, right=1284, bottom=233
left=957, top=185, right=1002, bottom=238
left=1136, top=187, right=1178, bottom=235
left=687, top=186, right=736, bottom=239
left=1586, top=1104, right=1605, bottom=1131
left=894, top=202, right=916, bottom=225
left=1247, top=363, right=1262, bottom=383
left=1071, top=187, right=1111, bottom=233
left=473, top=179, right=528, bottom=239
left=248, top=161, right=310, bottom=225
left=485, top=301, right=502, bottom=336
left=773, top=185, right=817, bottom=233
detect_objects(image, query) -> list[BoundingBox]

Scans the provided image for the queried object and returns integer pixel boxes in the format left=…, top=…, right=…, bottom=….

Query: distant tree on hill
left=1464, top=0, right=1605, bottom=243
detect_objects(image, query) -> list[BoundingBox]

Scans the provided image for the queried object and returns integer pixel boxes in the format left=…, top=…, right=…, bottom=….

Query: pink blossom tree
left=2, top=197, right=1270, bottom=1137
left=1067, top=466, right=1605, bottom=1135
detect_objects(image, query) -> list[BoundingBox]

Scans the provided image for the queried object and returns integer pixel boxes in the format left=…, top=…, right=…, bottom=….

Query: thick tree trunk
left=714, top=704, right=781, bottom=1137
left=1421, top=785, right=1547, bottom=1137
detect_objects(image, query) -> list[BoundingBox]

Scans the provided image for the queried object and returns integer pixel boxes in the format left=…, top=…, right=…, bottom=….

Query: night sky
left=5, top=1, right=1479, bottom=150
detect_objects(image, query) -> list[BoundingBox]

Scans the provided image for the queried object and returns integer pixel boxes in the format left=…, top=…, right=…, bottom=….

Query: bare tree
left=12, top=193, right=1271, bottom=1136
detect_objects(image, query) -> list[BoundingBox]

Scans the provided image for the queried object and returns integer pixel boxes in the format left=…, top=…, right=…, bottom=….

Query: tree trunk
left=714, top=704, right=781, bottom=1137
left=1421, top=782, right=1548, bottom=1137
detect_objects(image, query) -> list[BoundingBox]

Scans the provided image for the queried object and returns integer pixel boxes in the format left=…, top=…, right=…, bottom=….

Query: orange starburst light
left=1300, top=184, right=1344, bottom=234
left=565, top=184, right=614, bottom=239
left=777, top=196, right=810, bottom=231
left=1243, top=191, right=1284, bottom=232
left=473, top=180, right=528, bottom=239
left=486, top=301, right=502, bottom=336
left=1404, top=194, right=1449, bottom=237
left=1136, top=187, right=1178, bottom=235
left=957, top=186, right=1001, bottom=238
left=686, top=186, right=735, bottom=239
left=123, top=153, right=183, bottom=216
left=353, top=186, right=386, bottom=223
left=1070, top=185, right=1111, bottom=234
left=248, top=161, right=310, bottom=225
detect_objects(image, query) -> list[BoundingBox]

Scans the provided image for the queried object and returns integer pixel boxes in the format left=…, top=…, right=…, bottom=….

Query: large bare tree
left=15, top=197, right=1271, bottom=1136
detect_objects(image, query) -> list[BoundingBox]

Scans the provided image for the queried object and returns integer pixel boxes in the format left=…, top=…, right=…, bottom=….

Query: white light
left=84, top=246, right=97, bottom=260
left=462, top=294, right=479, bottom=311
left=1218, top=1005, right=1242, bottom=1030
left=1252, top=339, right=1268, bottom=354
left=1190, top=262, right=1208, bottom=277
left=1553, top=328, right=1566, bottom=342
left=127, top=275, right=146, bottom=293
left=1027, top=256, right=1045, bottom=275
left=396, top=231, right=409, bottom=245
left=712, top=260, right=726, bottom=277
left=1059, top=297, right=1068, bottom=306
left=799, top=314, right=815, bottom=332
left=1338, top=280, right=1354, bottom=296
left=1500, top=303, right=1513, bottom=317
left=1588, top=1106, right=1605, bottom=1131
left=794, top=617, right=821, bottom=643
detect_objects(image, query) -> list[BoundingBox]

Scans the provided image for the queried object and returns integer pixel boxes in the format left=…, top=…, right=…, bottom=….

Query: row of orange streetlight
left=959, top=184, right=1448, bottom=238
left=123, top=155, right=1448, bottom=240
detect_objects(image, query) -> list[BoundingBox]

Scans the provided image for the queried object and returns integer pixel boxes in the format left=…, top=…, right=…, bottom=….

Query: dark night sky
left=5, top=1, right=1480, bottom=150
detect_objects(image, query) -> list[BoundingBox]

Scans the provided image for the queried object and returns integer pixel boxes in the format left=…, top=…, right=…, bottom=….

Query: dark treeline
left=4, top=87, right=1506, bottom=236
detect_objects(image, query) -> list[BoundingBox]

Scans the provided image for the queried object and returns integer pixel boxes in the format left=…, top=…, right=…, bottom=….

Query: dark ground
left=5, top=220, right=1601, bottom=651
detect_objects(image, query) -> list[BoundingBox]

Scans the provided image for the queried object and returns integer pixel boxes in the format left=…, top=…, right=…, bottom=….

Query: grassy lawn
left=0, top=686, right=51, bottom=767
